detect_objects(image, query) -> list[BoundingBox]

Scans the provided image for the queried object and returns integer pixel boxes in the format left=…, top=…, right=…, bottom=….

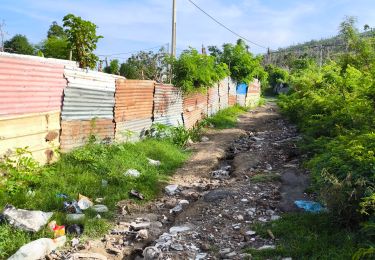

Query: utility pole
left=171, top=0, right=177, bottom=57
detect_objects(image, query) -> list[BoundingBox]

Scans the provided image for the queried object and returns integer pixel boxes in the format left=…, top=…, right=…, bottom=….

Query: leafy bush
left=171, top=48, right=229, bottom=93
left=149, top=123, right=202, bottom=147
left=277, top=18, right=375, bottom=230
left=0, top=147, right=41, bottom=194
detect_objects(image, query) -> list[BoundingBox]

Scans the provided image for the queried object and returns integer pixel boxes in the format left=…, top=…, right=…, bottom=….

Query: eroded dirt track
left=62, top=102, right=310, bottom=260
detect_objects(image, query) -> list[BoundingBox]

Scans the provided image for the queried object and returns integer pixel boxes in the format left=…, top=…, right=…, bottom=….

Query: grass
left=246, top=212, right=361, bottom=260
left=250, top=173, right=281, bottom=183
left=0, top=138, right=189, bottom=258
left=205, top=105, right=248, bottom=129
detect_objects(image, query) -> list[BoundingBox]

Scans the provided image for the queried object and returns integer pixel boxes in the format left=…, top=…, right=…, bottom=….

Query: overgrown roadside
left=2, top=100, right=363, bottom=259
left=42, top=99, right=360, bottom=259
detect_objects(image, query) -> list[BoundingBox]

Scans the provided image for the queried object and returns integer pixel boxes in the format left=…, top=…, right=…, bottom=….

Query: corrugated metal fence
left=114, top=79, right=154, bottom=142
left=153, top=83, right=183, bottom=127
left=0, top=53, right=75, bottom=164
left=60, top=67, right=118, bottom=152
left=0, top=54, right=261, bottom=164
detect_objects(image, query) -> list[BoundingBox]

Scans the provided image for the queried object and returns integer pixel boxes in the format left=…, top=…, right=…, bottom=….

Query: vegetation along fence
left=0, top=52, right=261, bottom=164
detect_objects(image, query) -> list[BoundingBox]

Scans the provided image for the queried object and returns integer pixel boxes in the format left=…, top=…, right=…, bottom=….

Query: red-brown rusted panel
left=114, top=79, right=155, bottom=122
left=183, top=92, right=208, bottom=129
left=0, top=54, right=67, bottom=117
left=60, top=119, right=115, bottom=152
left=248, top=79, right=261, bottom=94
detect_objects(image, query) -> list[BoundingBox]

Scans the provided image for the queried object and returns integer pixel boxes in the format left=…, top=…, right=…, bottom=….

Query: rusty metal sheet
left=229, top=95, right=237, bottom=106
left=115, top=119, right=153, bottom=142
left=62, top=67, right=117, bottom=120
left=248, top=79, right=261, bottom=94
left=0, top=111, right=61, bottom=164
left=153, top=84, right=183, bottom=126
left=60, top=119, right=115, bottom=152
left=0, top=53, right=68, bottom=117
left=115, top=79, right=154, bottom=122
left=183, top=92, right=208, bottom=129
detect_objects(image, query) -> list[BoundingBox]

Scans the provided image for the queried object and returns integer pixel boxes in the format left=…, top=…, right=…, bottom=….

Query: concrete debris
left=3, top=205, right=53, bottom=232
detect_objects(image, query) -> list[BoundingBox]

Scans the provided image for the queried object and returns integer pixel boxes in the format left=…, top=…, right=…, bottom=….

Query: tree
left=119, top=47, right=170, bottom=82
left=171, top=48, right=229, bottom=93
left=63, top=14, right=103, bottom=69
left=39, top=37, right=69, bottom=59
left=104, top=59, right=120, bottom=75
left=47, top=21, right=66, bottom=38
left=4, top=34, right=34, bottom=55
left=218, top=40, right=267, bottom=85
left=36, top=21, right=69, bottom=59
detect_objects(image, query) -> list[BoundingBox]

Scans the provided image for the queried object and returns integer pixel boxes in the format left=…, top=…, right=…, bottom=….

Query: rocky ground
left=58, top=101, right=310, bottom=260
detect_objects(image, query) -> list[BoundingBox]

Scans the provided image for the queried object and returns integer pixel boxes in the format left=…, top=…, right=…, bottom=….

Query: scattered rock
left=91, top=204, right=109, bottom=213
left=246, top=230, right=256, bottom=236
left=271, top=215, right=281, bottom=221
left=147, top=158, right=161, bottom=166
left=70, top=252, right=107, bottom=260
left=258, top=245, right=276, bottom=250
left=124, top=169, right=141, bottom=178
left=203, top=189, right=234, bottom=202
left=130, top=221, right=151, bottom=231
left=170, top=243, right=184, bottom=251
left=165, top=184, right=179, bottom=195
left=169, top=225, right=191, bottom=234
left=170, top=204, right=183, bottom=214
left=201, top=136, right=210, bottom=142
left=71, top=237, right=79, bottom=247
left=66, top=214, right=85, bottom=222
left=143, top=246, right=161, bottom=260
left=137, top=229, right=149, bottom=240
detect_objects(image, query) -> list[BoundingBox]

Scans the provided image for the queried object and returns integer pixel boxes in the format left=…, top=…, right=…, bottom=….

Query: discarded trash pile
left=0, top=159, right=162, bottom=260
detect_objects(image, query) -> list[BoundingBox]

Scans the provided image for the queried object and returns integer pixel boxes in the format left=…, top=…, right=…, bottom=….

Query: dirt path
left=62, top=101, right=310, bottom=260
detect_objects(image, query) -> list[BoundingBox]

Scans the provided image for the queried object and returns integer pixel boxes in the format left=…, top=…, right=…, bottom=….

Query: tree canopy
left=4, top=34, right=34, bottom=55
left=63, top=14, right=102, bottom=69
left=172, top=48, right=229, bottom=93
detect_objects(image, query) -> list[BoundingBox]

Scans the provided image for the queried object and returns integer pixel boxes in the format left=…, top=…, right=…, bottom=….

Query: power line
left=187, top=0, right=268, bottom=49
left=97, top=43, right=169, bottom=58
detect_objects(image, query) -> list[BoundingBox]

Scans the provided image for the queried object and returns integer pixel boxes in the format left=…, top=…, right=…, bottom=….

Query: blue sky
left=1, top=0, right=374, bottom=61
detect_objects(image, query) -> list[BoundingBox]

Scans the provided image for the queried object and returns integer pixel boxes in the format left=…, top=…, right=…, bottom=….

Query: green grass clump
left=246, top=213, right=360, bottom=260
left=0, top=138, right=189, bottom=258
left=205, top=105, right=248, bottom=129
left=250, top=173, right=281, bottom=183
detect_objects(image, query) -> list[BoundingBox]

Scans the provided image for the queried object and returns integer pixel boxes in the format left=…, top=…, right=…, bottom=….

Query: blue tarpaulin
left=295, top=200, right=326, bottom=213
left=236, top=83, right=248, bottom=95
